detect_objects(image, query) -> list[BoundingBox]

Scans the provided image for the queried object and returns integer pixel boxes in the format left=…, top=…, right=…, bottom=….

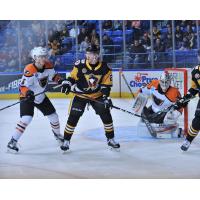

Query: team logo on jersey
left=195, top=73, right=200, bottom=79
left=84, top=74, right=102, bottom=90
left=82, top=68, right=87, bottom=74
left=38, top=76, right=48, bottom=88
left=152, top=94, right=164, bottom=106
left=24, top=70, right=30, bottom=75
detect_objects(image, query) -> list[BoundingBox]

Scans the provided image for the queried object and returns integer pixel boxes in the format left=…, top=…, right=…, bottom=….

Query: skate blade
left=56, top=140, right=64, bottom=146
left=62, top=150, right=71, bottom=154
left=60, top=148, right=70, bottom=154
left=108, top=147, right=120, bottom=152
left=7, top=148, right=19, bottom=154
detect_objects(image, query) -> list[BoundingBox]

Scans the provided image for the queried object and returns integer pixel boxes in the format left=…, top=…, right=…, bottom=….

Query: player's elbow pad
left=188, top=88, right=198, bottom=97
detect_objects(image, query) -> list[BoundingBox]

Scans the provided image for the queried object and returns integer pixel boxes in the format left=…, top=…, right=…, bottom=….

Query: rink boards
left=0, top=69, right=164, bottom=99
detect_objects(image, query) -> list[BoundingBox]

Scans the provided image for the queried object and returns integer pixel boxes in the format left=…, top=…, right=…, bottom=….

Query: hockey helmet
left=86, top=45, right=100, bottom=54
left=31, top=47, right=48, bottom=60
left=30, top=47, right=48, bottom=68
left=159, top=71, right=171, bottom=92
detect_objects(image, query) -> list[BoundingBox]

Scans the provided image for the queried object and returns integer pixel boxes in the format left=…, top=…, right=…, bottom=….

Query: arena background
left=1, top=19, right=200, bottom=200
left=0, top=20, right=199, bottom=99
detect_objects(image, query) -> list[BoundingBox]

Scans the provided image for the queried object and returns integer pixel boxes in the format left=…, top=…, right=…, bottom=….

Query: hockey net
left=165, top=68, right=191, bottom=134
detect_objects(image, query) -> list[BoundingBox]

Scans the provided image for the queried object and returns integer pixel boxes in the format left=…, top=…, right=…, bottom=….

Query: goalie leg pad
left=153, top=123, right=179, bottom=138
left=163, top=109, right=181, bottom=125
left=133, top=93, right=148, bottom=116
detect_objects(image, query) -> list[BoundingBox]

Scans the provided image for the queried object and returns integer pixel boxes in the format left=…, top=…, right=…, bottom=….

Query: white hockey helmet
left=30, top=47, right=48, bottom=61
left=159, top=71, right=171, bottom=92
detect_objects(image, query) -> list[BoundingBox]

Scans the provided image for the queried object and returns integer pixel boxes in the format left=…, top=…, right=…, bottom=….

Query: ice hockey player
left=7, top=47, right=64, bottom=152
left=179, top=60, right=200, bottom=151
left=133, top=71, right=183, bottom=138
left=60, top=45, right=120, bottom=151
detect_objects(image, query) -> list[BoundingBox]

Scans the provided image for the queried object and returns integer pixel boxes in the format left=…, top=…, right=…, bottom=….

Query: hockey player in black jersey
left=60, top=45, right=120, bottom=151
left=179, top=57, right=200, bottom=151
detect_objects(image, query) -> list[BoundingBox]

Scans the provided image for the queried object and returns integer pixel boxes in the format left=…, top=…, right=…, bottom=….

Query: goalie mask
left=86, top=45, right=100, bottom=65
left=30, top=47, right=48, bottom=69
left=159, top=72, right=171, bottom=92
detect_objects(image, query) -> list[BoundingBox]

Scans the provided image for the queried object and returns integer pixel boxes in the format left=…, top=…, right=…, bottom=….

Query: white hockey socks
left=47, top=112, right=60, bottom=135
left=13, top=115, right=33, bottom=141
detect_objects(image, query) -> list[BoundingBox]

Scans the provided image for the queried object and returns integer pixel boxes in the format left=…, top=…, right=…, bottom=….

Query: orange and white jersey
left=141, top=79, right=182, bottom=113
left=19, top=61, right=60, bottom=104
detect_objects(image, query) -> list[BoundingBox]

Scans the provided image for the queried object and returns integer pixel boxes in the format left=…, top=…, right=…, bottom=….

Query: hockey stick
left=0, top=84, right=62, bottom=112
left=119, top=69, right=135, bottom=98
left=70, top=91, right=157, bottom=137
left=70, top=91, right=141, bottom=117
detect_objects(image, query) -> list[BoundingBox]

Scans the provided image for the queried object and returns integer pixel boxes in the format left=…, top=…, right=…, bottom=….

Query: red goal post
left=165, top=68, right=191, bottom=134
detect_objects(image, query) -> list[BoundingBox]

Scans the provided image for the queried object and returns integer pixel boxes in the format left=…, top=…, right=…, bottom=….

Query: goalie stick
left=141, top=113, right=157, bottom=138
left=119, top=70, right=157, bottom=137
left=119, top=69, right=135, bottom=98
left=0, top=84, right=62, bottom=112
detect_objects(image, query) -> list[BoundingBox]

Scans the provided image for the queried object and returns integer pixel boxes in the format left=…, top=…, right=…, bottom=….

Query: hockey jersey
left=141, top=79, right=182, bottom=113
left=19, top=61, right=60, bottom=104
left=67, top=59, right=112, bottom=99
left=189, top=65, right=200, bottom=96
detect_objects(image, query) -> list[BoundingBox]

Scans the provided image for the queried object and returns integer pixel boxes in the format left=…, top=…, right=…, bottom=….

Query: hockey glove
left=175, top=93, right=193, bottom=110
left=26, top=90, right=35, bottom=102
left=102, top=95, right=113, bottom=109
left=61, top=80, right=71, bottom=95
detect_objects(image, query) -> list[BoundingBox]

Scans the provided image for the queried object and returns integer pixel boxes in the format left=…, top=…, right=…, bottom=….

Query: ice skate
left=53, top=131, right=64, bottom=144
left=107, top=138, right=120, bottom=151
left=181, top=139, right=191, bottom=151
left=60, top=140, right=70, bottom=152
left=7, top=137, right=19, bottom=153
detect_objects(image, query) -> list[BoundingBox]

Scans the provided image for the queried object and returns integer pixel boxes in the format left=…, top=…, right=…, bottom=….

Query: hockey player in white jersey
left=7, top=47, right=64, bottom=152
left=133, top=71, right=183, bottom=138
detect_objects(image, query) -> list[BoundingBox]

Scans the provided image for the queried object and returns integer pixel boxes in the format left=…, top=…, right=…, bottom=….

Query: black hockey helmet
left=86, top=45, right=100, bottom=54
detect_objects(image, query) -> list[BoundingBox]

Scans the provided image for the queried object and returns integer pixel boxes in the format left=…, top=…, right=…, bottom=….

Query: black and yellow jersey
left=67, top=59, right=112, bottom=99
left=189, top=65, right=200, bottom=96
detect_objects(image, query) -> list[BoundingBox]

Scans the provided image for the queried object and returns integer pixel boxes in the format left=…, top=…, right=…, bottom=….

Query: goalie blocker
left=133, top=72, right=183, bottom=139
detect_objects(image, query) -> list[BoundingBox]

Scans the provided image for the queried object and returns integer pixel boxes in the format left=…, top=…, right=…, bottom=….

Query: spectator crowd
left=0, top=20, right=199, bottom=72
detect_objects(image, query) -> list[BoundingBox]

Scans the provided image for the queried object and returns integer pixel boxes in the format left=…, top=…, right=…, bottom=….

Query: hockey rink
left=0, top=98, right=200, bottom=179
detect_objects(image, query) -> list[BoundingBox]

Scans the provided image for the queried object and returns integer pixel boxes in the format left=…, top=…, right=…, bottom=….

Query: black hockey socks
left=64, top=123, right=75, bottom=141
left=186, top=125, right=199, bottom=142
left=104, top=122, right=114, bottom=139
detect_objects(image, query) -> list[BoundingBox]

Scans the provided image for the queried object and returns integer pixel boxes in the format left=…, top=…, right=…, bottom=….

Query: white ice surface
left=0, top=98, right=200, bottom=178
